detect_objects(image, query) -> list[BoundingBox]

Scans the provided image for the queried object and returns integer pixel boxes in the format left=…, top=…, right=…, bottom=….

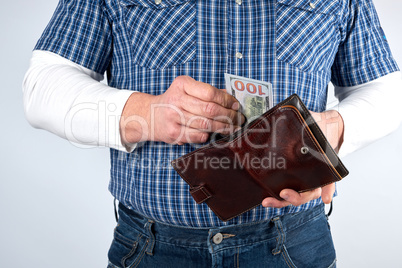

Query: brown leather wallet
left=171, top=94, right=349, bottom=221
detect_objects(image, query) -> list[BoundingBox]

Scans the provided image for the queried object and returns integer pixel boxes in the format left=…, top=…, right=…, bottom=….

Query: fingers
left=165, top=124, right=210, bottom=145
left=309, top=110, right=344, bottom=152
left=262, top=197, right=291, bottom=208
left=179, top=94, right=245, bottom=127
left=177, top=76, right=240, bottom=110
left=279, top=188, right=322, bottom=207
left=321, top=183, right=335, bottom=204
left=178, top=127, right=210, bottom=144
left=158, top=76, right=245, bottom=144
left=160, top=120, right=208, bottom=144
left=162, top=108, right=242, bottom=144
left=181, top=111, right=241, bottom=134
left=262, top=187, right=324, bottom=208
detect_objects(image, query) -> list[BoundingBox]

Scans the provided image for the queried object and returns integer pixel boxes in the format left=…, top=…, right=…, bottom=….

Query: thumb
left=321, top=183, right=335, bottom=204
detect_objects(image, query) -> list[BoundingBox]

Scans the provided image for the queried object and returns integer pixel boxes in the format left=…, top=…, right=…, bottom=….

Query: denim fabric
left=107, top=203, right=336, bottom=268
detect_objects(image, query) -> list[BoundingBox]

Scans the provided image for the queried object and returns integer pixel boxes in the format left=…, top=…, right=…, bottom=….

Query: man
left=23, top=0, right=401, bottom=267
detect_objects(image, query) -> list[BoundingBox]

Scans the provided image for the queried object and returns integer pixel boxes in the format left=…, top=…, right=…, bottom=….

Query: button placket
left=235, top=0, right=242, bottom=59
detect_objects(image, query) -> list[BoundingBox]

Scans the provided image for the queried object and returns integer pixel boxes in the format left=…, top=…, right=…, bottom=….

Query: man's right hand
left=120, top=76, right=245, bottom=145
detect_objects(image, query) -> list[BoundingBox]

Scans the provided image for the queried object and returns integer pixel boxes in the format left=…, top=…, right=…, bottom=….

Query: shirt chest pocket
left=276, top=0, right=340, bottom=73
left=120, top=0, right=196, bottom=70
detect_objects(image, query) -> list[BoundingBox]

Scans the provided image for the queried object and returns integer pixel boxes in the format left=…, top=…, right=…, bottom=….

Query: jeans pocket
left=275, top=0, right=340, bottom=73
left=281, top=213, right=336, bottom=268
left=120, top=0, right=196, bottom=70
left=108, top=221, right=149, bottom=268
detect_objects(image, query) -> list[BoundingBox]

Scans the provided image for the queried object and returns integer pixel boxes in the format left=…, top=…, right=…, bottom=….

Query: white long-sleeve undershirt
left=23, top=50, right=136, bottom=152
left=331, top=71, right=402, bottom=157
left=23, top=50, right=402, bottom=157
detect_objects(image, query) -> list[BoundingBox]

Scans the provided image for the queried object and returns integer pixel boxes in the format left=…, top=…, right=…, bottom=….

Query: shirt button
left=309, top=2, right=316, bottom=8
left=155, top=0, right=162, bottom=4
left=236, top=52, right=243, bottom=59
left=236, top=0, right=242, bottom=5
left=212, top=233, right=223, bottom=244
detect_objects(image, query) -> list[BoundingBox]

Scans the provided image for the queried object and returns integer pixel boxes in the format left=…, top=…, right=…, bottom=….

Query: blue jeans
left=107, top=203, right=336, bottom=268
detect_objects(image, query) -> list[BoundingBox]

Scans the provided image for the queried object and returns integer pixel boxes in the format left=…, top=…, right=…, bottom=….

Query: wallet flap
left=282, top=95, right=349, bottom=178
left=190, top=186, right=212, bottom=204
left=171, top=94, right=349, bottom=221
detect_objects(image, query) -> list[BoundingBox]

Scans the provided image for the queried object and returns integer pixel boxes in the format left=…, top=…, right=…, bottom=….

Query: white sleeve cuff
left=328, top=71, right=402, bottom=158
left=23, top=50, right=137, bottom=153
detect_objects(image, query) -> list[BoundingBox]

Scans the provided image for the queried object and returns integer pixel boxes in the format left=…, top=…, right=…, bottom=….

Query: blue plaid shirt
left=35, top=0, right=398, bottom=227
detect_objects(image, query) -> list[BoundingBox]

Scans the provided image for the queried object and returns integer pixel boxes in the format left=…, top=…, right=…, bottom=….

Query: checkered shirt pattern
left=35, top=0, right=398, bottom=227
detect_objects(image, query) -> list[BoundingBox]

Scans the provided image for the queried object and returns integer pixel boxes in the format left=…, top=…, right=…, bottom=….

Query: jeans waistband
left=118, top=203, right=325, bottom=252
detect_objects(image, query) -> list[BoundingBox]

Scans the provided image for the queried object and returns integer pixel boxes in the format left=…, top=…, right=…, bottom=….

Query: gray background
left=1, top=0, right=401, bottom=267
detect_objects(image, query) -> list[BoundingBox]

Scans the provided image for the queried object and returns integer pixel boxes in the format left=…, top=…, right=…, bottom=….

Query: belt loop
left=144, top=220, right=155, bottom=256
left=271, top=217, right=286, bottom=255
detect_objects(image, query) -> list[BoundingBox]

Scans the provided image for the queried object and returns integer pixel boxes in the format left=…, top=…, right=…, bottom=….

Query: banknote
left=224, top=73, right=273, bottom=122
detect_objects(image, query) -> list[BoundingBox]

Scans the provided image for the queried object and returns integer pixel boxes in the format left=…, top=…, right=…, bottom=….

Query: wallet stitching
left=283, top=96, right=347, bottom=173
left=282, top=107, right=342, bottom=185
left=287, top=106, right=340, bottom=180
left=174, top=95, right=300, bottom=160
left=174, top=97, right=341, bottom=184
left=293, top=97, right=348, bottom=173
left=171, top=95, right=345, bottom=221
left=174, top=98, right=287, bottom=161
left=173, top=95, right=346, bottom=175
left=173, top=105, right=291, bottom=205
left=177, top=169, right=277, bottom=220
left=190, top=187, right=211, bottom=204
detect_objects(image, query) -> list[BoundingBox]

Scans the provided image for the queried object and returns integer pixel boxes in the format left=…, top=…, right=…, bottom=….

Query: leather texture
left=171, top=94, right=349, bottom=221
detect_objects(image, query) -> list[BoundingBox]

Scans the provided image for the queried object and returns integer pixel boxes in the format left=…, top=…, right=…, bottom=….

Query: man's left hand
left=262, top=110, right=344, bottom=208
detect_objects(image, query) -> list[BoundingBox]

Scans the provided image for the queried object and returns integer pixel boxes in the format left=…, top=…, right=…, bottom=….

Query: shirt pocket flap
left=120, top=0, right=191, bottom=9
left=277, top=0, right=339, bottom=15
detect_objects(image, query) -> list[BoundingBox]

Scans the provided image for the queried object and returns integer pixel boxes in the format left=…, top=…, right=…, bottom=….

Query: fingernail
left=232, top=102, right=240, bottom=110
left=282, top=194, right=289, bottom=200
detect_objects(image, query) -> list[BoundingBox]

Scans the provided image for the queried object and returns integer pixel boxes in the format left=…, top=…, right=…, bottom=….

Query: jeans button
left=212, top=233, right=223, bottom=244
